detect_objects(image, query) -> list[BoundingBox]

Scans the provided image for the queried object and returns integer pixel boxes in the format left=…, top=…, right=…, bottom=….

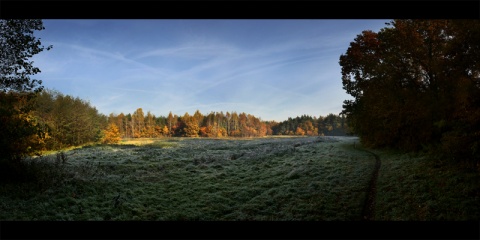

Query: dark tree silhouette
left=0, top=19, right=52, bottom=161
left=340, top=19, right=480, bottom=166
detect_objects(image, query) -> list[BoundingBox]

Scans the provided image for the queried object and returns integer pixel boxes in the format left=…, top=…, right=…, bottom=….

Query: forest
left=1, top=19, right=479, bottom=224
left=2, top=19, right=479, bottom=167
left=340, top=19, right=480, bottom=167
left=32, top=89, right=349, bottom=150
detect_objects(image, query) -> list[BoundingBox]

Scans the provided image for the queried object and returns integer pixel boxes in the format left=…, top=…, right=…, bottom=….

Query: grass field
left=0, top=136, right=478, bottom=220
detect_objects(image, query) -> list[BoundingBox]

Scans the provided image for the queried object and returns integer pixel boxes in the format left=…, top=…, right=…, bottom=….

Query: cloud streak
left=35, top=19, right=389, bottom=121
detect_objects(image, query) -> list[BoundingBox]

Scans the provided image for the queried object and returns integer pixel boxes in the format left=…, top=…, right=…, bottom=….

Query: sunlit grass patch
left=119, top=138, right=157, bottom=145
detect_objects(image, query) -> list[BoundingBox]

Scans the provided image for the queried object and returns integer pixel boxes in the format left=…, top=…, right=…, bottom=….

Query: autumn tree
left=437, top=20, right=480, bottom=166
left=162, top=125, right=169, bottom=136
left=340, top=19, right=480, bottom=165
left=0, top=19, right=52, bottom=161
left=229, top=112, right=239, bottom=136
left=271, top=114, right=346, bottom=136
left=264, top=121, right=277, bottom=135
left=132, top=108, right=145, bottom=138
left=145, top=111, right=156, bottom=138
left=193, top=109, right=203, bottom=126
left=102, top=123, right=121, bottom=144
left=116, top=113, right=126, bottom=137
left=199, top=125, right=211, bottom=137
left=182, top=112, right=199, bottom=137
left=167, top=111, right=174, bottom=137
left=302, top=120, right=317, bottom=136
left=34, top=89, right=107, bottom=149
left=125, top=113, right=133, bottom=138
left=295, top=127, right=305, bottom=136
left=0, top=92, right=48, bottom=158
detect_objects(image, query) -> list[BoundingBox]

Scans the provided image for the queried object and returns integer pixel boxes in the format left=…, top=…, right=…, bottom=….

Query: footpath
left=357, top=145, right=381, bottom=221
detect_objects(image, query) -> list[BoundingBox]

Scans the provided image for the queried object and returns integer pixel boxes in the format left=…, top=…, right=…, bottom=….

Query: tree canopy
left=0, top=19, right=51, bottom=161
left=1, top=19, right=52, bottom=93
left=340, top=19, right=480, bottom=165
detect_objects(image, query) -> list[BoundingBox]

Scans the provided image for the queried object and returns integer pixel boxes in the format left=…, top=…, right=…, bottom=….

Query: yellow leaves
left=102, top=123, right=122, bottom=144
left=0, top=91, right=47, bottom=158
left=184, top=120, right=200, bottom=137
left=217, top=127, right=227, bottom=137
left=162, top=125, right=169, bottom=135
left=295, top=127, right=305, bottom=136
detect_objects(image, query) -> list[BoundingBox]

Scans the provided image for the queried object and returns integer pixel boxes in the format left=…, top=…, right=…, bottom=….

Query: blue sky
left=33, top=20, right=389, bottom=122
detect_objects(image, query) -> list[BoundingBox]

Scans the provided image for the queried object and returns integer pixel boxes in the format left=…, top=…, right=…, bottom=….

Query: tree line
left=105, top=110, right=268, bottom=138
left=34, top=89, right=107, bottom=150
left=28, top=93, right=350, bottom=148
left=5, top=19, right=479, bottom=170
left=270, top=114, right=349, bottom=136
left=103, top=109, right=349, bottom=141
left=4, top=82, right=350, bottom=154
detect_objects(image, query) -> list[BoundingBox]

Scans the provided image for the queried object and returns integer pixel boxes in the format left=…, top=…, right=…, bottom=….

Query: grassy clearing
left=0, top=136, right=375, bottom=220
left=0, top=136, right=478, bottom=220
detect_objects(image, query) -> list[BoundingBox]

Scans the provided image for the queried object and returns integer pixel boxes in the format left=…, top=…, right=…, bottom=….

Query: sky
left=32, top=20, right=389, bottom=122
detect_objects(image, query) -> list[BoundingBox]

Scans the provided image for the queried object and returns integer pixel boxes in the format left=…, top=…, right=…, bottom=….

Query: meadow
left=0, top=136, right=478, bottom=220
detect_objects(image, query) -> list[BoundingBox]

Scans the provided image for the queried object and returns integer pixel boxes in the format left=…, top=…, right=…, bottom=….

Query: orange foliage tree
left=102, top=123, right=122, bottom=144
left=295, top=127, right=305, bottom=136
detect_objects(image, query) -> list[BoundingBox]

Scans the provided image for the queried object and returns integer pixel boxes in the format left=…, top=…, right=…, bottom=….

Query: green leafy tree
left=1, top=20, right=52, bottom=93
left=34, top=89, right=107, bottom=150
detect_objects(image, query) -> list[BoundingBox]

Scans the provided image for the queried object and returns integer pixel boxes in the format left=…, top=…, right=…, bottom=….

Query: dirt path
left=359, top=148, right=381, bottom=221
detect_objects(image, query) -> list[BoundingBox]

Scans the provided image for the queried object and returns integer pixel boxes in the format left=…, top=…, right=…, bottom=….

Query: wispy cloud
left=134, top=41, right=239, bottom=60
left=51, top=41, right=171, bottom=78
left=35, top=19, right=388, bottom=121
